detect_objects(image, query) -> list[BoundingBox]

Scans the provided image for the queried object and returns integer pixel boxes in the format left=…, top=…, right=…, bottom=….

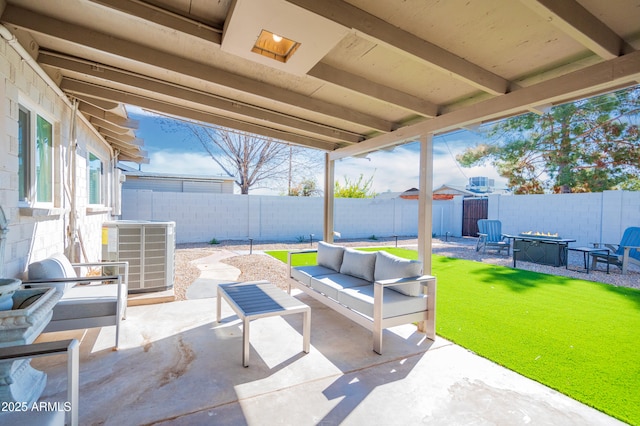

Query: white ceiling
left=2, top=0, right=640, bottom=163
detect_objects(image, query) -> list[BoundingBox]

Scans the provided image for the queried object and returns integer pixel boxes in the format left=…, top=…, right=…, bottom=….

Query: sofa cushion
left=50, top=284, right=123, bottom=321
left=27, top=253, right=78, bottom=295
left=340, top=248, right=377, bottom=282
left=310, top=273, right=370, bottom=300
left=337, top=284, right=428, bottom=319
left=317, top=241, right=345, bottom=272
left=374, top=251, right=423, bottom=296
left=291, top=265, right=338, bottom=286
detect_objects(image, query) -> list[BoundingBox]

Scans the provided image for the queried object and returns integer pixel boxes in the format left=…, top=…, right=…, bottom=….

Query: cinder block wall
left=1, top=37, right=115, bottom=277
left=122, top=189, right=638, bottom=246
left=121, top=190, right=463, bottom=243
left=489, top=190, right=639, bottom=246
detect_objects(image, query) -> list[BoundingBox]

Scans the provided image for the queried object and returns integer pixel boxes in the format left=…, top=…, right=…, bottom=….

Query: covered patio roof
left=2, top=0, right=639, bottom=159
left=2, top=0, right=640, bottom=267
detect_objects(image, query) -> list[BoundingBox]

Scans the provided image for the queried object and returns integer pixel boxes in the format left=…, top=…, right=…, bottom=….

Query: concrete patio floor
left=5, top=252, right=626, bottom=425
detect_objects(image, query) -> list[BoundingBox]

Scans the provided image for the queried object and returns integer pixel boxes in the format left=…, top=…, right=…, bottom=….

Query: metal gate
left=462, top=198, right=488, bottom=237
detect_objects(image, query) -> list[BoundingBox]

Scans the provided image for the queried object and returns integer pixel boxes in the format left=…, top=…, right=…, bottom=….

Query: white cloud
left=333, top=144, right=506, bottom=195
left=134, top=130, right=507, bottom=195
left=141, top=151, right=231, bottom=177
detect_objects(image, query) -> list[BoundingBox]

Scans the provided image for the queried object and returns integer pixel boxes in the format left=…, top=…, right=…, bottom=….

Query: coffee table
left=217, top=280, right=310, bottom=367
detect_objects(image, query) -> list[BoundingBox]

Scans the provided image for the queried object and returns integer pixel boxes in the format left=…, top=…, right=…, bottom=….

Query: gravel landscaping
left=174, top=236, right=639, bottom=301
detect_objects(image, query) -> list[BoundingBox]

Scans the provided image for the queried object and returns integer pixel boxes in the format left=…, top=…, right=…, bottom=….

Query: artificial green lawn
left=267, top=248, right=640, bottom=425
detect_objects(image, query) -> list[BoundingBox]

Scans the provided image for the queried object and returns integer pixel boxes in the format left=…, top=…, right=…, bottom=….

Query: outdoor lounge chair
left=476, top=219, right=510, bottom=255
left=23, top=254, right=129, bottom=349
left=591, top=227, right=640, bottom=274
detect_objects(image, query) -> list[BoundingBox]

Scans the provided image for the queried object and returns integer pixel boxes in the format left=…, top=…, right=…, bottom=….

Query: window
left=18, top=105, right=54, bottom=205
left=88, top=152, right=103, bottom=204
left=18, top=106, right=30, bottom=202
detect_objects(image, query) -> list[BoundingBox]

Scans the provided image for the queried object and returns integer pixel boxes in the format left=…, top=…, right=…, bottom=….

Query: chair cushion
left=340, top=248, right=377, bottom=282
left=291, top=265, right=338, bottom=286
left=337, top=284, right=428, bottom=319
left=374, top=251, right=423, bottom=296
left=317, top=241, right=345, bottom=272
left=51, top=284, right=123, bottom=321
left=28, top=253, right=78, bottom=294
left=309, top=273, right=370, bottom=300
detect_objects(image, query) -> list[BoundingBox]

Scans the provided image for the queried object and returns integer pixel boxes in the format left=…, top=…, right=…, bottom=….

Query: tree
left=334, top=174, right=376, bottom=198
left=288, top=177, right=322, bottom=196
left=619, top=177, right=640, bottom=191
left=161, top=117, right=321, bottom=194
left=457, top=87, right=640, bottom=194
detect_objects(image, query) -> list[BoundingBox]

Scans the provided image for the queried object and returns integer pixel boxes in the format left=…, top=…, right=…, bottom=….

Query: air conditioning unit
left=102, top=220, right=176, bottom=293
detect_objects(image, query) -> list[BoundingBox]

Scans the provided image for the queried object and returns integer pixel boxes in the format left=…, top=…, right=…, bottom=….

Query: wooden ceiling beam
left=519, top=0, right=632, bottom=60
left=106, top=137, right=146, bottom=153
left=78, top=101, right=139, bottom=128
left=331, top=50, right=640, bottom=160
left=70, top=93, right=119, bottom=110
left=286, top=0, right=509, bottom=95
left=95, top=126, right=140, bottom=143
left=88, top=116, right=136, bottom=135
left=118, top=152, right=149, bottom=163
left=89, top=1, right=439, bottom=117
left=88, top=0, right=222, bottom=44
left=39, top=52, right=363, bottom=144
left=60, top=78, right=342, bottom=151
left=3, top=4, right=392, bottom=132
left=309, top=62, right=439, bottom=117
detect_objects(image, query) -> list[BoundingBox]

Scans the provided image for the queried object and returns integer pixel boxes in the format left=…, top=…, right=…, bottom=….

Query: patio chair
left=476, top=219, right=510, bottom=255
left=591, top=227, right=640, bottom=274
left=22, top=253, right=129, bottom=349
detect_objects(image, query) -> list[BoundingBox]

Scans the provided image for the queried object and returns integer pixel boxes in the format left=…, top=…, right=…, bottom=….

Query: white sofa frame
left=287, top=249, right=436, bottom=354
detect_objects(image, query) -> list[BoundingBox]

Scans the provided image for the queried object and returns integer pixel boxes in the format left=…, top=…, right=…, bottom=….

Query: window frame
left=87, top=151, right=104, bottom=206
left=18, top=100, right=56, bottom=208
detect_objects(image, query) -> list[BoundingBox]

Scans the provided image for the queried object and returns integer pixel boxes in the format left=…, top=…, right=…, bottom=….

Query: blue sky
left=124, top=106, right=507, bottom=195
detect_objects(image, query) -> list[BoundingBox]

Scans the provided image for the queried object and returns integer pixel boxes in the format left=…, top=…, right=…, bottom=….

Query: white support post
left=418, top=134, right=434, bottom=274
left=323, top=153, right=335, bottom=243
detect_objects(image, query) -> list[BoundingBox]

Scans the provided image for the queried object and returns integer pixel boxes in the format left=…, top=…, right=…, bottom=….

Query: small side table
left=217, top=280, right=310, bottom=367
left=566, top=247, right=610, bottom=274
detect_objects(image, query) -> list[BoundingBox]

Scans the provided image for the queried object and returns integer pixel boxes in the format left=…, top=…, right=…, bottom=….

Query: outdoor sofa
left=288, top=242, right=436, bottom=354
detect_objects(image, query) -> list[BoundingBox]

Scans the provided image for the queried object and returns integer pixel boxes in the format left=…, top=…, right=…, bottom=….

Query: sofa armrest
left=374, top=275, right=435, bottom=289
left=71, top=261, right=129, bottom=286
left=372, top=275, right=437, bottom=352
left=23, top=275, right=121, bottom=285
left=287, top=249, right=318, bottom=278
left=373, top=275, right=436, bottom=320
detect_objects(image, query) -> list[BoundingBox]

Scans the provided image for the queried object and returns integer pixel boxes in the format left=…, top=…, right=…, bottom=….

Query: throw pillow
left=340, top=248, right=377, bottom=282
left=374, top=251, right=423, bottom=296
left=317, top=241, right=345, bottom=272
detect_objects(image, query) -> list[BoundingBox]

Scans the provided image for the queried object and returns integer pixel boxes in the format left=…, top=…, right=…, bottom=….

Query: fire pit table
left=505, top=234, right=576, bottom=267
